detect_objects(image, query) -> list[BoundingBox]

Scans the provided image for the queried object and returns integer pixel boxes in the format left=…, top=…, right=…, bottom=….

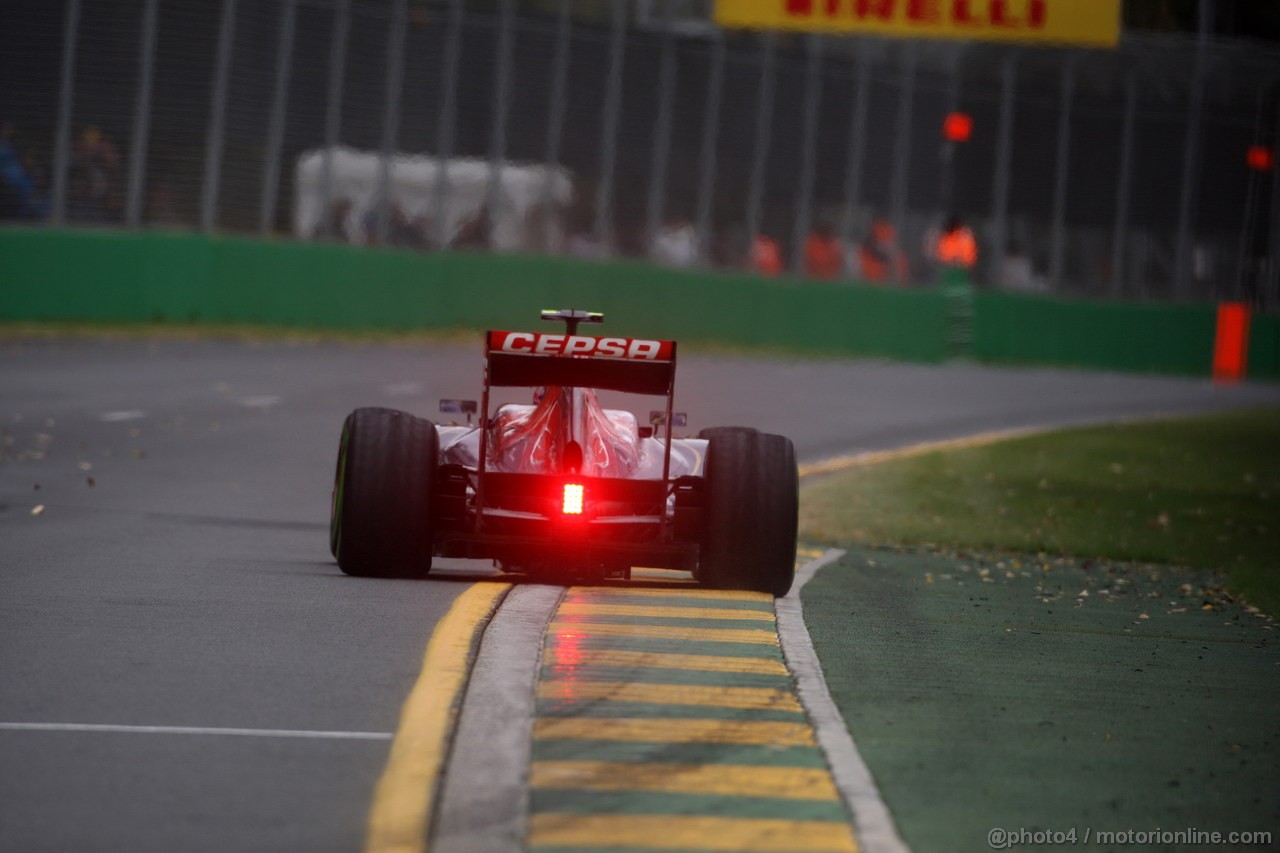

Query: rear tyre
left=698, top=427, right=798, bottom=596
left=331, top=407, right=438, bottom=578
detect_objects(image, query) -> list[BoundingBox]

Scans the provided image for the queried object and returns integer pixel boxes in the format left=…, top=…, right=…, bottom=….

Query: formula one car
left=329, top=310, right=798, bottom=595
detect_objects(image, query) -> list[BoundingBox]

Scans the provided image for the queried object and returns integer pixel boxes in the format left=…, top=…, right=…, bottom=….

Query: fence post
left=593, top=1, right=627, bottom=249
left=1048, top=56, right=1076, bottom=291
left=790, top=34, right=824, bottom=277
left=201, top=0, right=237, bottom=233
left=124, top=0, right=157, bottom=228
left=989, top=50, right=1018, bottom=287
left=889, top=41, right=916, bottom=253
left=1110, top=69, right=1137, bottom=299
left=745, top=32, right=777, bottom=249
left=694, top=30, right=725, bottom=265
left=1270, top=102, right=1280, bottom=306
left=646, top=0, right=678, bottom=251
left=259, top=0, right=295, bottom=236
left=1234, top=84, right=1274, bottom=300
left=50, top=0, right=81, bottom=225
left=540, top=0, right=571, bottom=252
left=838, top=46, right=871, bottom=268
left=939, top=44, right=964, bottom=216
left=374, top=0, right=408, bottom=244
left=320, top=0, right=350, bottom=239
left=1174, top=9, right=1211, bottom=300
left=432, top=0, right=463, bottom=248
left=485, top=0, right=516, bottom=235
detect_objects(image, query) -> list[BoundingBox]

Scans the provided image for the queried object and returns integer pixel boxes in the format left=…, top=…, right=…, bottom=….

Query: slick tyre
left=331, top=407, right=438, bottom=578
left=698, top=427, right=799, bottom=596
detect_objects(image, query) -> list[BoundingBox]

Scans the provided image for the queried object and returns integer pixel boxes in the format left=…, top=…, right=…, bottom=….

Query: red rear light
left=562, top=483, right=584, bottom=515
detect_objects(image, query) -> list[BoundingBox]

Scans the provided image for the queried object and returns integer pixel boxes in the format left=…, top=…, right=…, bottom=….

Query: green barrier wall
left=2, top=227, right=1276, bottom=379
left=971, top=291, right=1219, bottom=376
left=1249, top=313, right=1280, bottom=381
left=0, top=228, right=949, bottom=362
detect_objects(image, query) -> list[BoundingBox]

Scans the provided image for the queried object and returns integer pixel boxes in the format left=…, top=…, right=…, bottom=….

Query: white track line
left=778, top=549, right=911, bottom=853
left=0, top=722, right=391, bottom=740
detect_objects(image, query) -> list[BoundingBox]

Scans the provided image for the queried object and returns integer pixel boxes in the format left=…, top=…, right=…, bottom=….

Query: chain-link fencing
left=2, top=0, right=1278, bottom=307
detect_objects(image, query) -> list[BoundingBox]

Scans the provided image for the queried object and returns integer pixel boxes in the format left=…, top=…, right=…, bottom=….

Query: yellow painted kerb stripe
left=529, top=814, right=857, bottom=852
left=363, top=581, right=509, bottom=853
left=543, top=648, right=787, bottom=675
left=539, top=681, right=802, bottom=712
left=571, top=587, right=773, bottom=603
left=531, top=760, right=840, bottom=800
left=548, top=621, right=778, bottom=646
left=533, top=716, right=816, bottom=746
left=557, top=602, right=776, bottom=622
left=797, top=425, right=1048, bottom=479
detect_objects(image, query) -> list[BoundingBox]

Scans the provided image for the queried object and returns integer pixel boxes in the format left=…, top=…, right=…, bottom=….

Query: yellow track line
left=533, top=716, right=816, bottom=746
left=797, top=425, right=1049, bottom=479
left=362, top=581, right=510, bottom=853
left=528, top=814, right=858, bottom=852
left=531, top=760, right=840, bottom=800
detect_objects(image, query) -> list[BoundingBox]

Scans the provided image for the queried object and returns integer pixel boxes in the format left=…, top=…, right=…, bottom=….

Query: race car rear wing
left=473, top=315, right=680, bottom=528
left=485, top=330, right=676, bottom=396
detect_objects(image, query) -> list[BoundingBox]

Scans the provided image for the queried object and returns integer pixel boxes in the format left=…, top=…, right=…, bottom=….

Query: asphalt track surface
left=2, top=336, right=1278, bottom=852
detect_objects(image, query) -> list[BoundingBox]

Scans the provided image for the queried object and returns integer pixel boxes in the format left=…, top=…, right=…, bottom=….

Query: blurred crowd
left=6, top=122, right=993, bottom=288
left=619, top=210, right=980, bottom=287
left=0, top=123, right=49, bottom=221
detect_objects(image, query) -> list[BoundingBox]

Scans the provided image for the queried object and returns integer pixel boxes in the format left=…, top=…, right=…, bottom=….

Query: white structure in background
left=292, top=147, right=574, bottom=251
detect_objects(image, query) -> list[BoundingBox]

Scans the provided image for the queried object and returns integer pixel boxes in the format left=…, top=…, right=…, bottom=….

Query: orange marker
left=1212, top=302, right=1250, bottom=383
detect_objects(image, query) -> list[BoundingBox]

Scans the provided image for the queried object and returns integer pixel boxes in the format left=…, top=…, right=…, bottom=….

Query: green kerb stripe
left=531, top=740, right=829, bottom=769
left=536, top=703, right=807, bottom=722
left=529, top=790, right=851, bottom=822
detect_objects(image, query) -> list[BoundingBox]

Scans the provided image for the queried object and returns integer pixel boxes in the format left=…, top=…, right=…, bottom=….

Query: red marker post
left=1212, top=302, right=1251, bottom=384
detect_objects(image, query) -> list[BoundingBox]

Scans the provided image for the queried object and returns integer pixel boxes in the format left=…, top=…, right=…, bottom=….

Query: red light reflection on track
left=543, top=625, right=586, bottom=702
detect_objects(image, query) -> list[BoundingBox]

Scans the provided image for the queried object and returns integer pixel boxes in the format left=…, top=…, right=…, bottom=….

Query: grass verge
left=802, top=546, right=1279, bottom=853
left=801, top=407, right=1280, bottom=616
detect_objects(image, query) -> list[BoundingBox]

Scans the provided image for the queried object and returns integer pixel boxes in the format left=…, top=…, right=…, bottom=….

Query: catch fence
left=2, top=0, right=1278, bottom=306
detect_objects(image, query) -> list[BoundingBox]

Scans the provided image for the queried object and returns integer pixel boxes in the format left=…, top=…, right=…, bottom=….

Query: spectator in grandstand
left=858, top=218, right=909, bottom=285
left=751, top=233, right=782, bottom=277
left=927, top=213, right=978, bottom=274
left=0, top=123, right=47, bottom=221
left=804, top=220, right=843, bottom=280
left=650, top=215, right=699, bottom=268
left=67, top=126, right=121, bottom=223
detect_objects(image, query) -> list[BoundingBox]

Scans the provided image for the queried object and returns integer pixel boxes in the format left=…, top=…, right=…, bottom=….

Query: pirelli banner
left=714, top=0, right=1122, bottom=48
